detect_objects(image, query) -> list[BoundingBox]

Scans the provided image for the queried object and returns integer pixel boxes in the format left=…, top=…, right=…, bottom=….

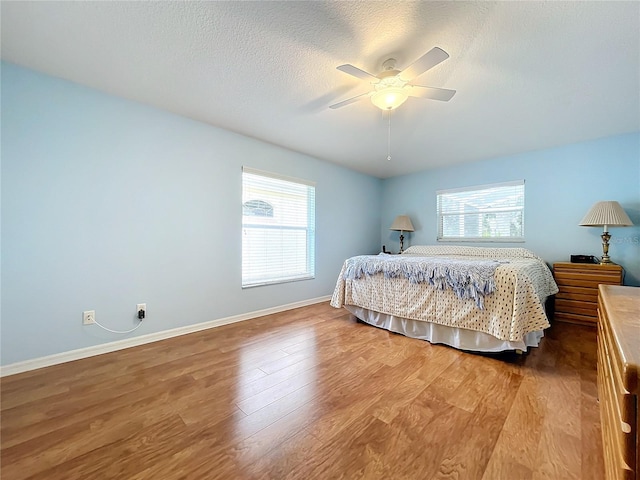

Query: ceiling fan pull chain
left=387, top=110, right=392, bottom=161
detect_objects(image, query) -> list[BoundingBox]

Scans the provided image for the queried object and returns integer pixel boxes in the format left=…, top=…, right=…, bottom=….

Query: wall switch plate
left=83, top=310, right=95, bottom=325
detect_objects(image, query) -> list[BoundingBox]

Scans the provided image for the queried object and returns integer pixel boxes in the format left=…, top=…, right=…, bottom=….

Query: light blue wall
left=3, top=61, right=638, bottom=367
left=382, top=133, right=640, bottom=285
left=1, top=63, right=382, bottom=365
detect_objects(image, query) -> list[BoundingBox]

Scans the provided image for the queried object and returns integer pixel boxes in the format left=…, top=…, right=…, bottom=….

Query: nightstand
left=552, top=262, right=623, bottom=326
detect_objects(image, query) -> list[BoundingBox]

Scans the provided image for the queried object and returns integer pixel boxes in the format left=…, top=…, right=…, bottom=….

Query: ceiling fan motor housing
left=381, top=58, right=398, bottom=71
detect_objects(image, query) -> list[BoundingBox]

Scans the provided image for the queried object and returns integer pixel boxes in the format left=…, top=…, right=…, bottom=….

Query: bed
left=330, top=245, right=559, bottom=353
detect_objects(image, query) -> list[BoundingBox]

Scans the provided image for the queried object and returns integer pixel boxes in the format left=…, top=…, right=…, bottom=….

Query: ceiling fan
left=329, top=46, right=456, bottom=111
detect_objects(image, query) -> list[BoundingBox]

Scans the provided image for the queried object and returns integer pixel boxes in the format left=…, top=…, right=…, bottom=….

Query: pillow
left=402, top=245, right=539, bottom=259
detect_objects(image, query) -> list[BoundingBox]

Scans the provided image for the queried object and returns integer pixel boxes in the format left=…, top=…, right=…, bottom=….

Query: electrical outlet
left=83, top=310, right=95, bottom=325
left=137, top=303, right=147, bottom=320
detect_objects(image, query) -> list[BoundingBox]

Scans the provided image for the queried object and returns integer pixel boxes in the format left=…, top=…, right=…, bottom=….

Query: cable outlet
left=83, top=310, right=96, bottom=325
left=137, top=303, right=146, bottom=320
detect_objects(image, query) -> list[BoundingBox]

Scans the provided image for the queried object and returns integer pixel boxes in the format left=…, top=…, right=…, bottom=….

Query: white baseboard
left=0, top=296, right=332, bottom=378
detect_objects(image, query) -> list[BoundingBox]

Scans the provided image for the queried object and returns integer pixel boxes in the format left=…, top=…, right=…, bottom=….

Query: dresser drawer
left=555, top=271, right=623, bottom=288
left=553, top=263, right=623, bottom=325
left=597, top=285, right=640, bottom=480
left=598, top=320, right=637, bottom=478
left=555, top=285, right=599, bottom=302
left=556, top=298, right=597, bottom=317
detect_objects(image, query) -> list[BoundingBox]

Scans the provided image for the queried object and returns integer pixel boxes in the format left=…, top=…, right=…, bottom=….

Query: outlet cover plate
left=83, top=310, right=95, bottom=325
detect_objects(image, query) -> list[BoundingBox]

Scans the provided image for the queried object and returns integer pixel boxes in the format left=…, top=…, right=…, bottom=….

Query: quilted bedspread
left=330, top=245, right=559, bottom=342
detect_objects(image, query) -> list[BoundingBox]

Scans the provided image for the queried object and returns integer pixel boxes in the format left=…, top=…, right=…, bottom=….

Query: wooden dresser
left=597, top=285, right=640, bottom=480
left=553, top=262, right=623, bottom=325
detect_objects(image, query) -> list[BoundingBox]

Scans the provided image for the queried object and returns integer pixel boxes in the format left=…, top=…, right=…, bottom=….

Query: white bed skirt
left=345, top=305, right=544, bottom=353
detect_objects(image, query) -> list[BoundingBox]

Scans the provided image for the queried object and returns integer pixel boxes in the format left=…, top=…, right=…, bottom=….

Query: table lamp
left=579, top=201, right=633, bottom=264
left=390, top=215, right=415, bottom=253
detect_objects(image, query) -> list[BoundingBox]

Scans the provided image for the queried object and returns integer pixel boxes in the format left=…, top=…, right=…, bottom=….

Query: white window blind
left=242, top=167, right=315, bottom=288
left=437, top=180, right=525, bottom=242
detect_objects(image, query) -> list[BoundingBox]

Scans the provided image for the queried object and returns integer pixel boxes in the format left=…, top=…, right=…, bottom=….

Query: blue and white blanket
left=342, top=254, right=505, bottom=309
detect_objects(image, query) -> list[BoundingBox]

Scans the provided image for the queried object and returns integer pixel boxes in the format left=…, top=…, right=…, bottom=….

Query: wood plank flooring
left=1, top=302, right=604, bottom=479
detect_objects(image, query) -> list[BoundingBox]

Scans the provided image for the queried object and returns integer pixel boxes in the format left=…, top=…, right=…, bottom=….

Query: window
left=437, top=180, right=525, bottom=242
left=242, top=167, right=315, bottom=287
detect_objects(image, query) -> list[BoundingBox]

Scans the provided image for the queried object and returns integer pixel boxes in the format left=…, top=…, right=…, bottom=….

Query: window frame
left=241, top=166, right=316, bottom=288
left=436, top=180, right=525, bottom=243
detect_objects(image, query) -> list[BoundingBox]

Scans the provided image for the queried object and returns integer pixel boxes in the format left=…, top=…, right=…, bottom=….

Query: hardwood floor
left=1, top=302, right=603, bottom=479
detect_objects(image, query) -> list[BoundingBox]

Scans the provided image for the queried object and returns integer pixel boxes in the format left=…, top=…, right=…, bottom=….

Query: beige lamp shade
left=390, top=215, right=415, bottom=232
left=579, top=201, right=633, bottom=229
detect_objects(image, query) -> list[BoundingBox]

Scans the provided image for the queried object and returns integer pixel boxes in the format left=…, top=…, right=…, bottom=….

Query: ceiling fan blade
left=329, top=92, right=372, bottom=109
left=337, top=64, right=377, bottom=80
left=399, top=47, right=449, bottom=81
left=409, top=85, right=456, bottom=102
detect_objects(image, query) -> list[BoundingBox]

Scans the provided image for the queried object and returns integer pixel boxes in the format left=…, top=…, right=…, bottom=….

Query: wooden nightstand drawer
left=555, top=285, right=599, bottom=303
left=553, top=262, right=623, bottom=326
left=555, top=272, right=623, bottom=288
left=555, top=311, right=597, bottom=325
left=555, top=298, right=597, bottom=316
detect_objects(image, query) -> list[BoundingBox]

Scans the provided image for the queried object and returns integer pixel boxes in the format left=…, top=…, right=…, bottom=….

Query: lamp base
left=599, top=231, right=612, bottom=264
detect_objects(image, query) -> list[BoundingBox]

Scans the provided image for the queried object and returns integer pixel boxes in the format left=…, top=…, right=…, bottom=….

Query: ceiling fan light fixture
left=371, top=87, right=409, bottom=111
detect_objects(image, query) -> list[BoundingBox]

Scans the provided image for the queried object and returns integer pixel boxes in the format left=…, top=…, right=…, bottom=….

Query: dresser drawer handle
left=620, top=419, right=631, bottom=434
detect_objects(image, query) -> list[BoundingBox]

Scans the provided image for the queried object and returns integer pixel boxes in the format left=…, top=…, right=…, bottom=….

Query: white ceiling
left=2, top=1, right=639, bottom=179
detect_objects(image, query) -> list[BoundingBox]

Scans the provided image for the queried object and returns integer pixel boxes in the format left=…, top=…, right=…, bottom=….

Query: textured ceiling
left=2, top=1, right=639, bottom=178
